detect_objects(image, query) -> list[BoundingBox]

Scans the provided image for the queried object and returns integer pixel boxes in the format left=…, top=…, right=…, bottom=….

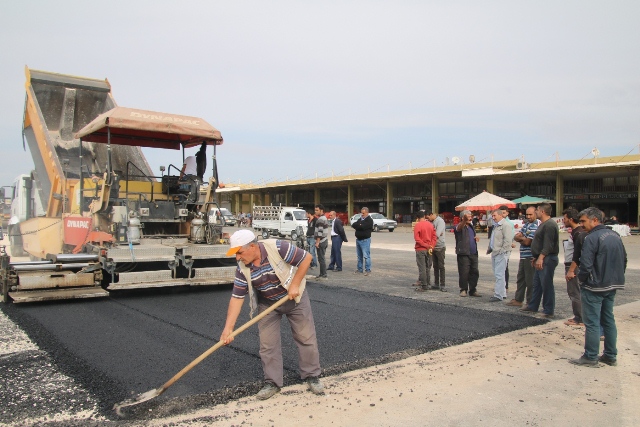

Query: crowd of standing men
left=408, top=203, right=626, bottom=369
left=217, top=202, right=627, bottom=402
left=417, top=203, right=627, bottom=369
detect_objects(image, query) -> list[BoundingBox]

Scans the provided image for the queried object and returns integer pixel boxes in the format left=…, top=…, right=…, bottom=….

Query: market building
left=217, top=154, right=640, bottom=226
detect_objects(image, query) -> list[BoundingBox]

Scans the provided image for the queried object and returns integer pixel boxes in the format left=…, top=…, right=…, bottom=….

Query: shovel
left=113, top=294, right=290, bottom=415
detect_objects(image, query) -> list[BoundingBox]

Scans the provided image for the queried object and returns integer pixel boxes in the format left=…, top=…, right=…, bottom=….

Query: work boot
left=568, top=356, right=599, bottom=368
left=598, top=355, right=617, bottom=366
left=256, top=382, right=281, bottom=400
left=306, top=377, right=325, bottom=395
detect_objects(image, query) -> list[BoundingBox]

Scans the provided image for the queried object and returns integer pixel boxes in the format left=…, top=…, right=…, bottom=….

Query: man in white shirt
left=328, top=211, right=348, bottom=272
left=179, top=156, right=197, bottom=179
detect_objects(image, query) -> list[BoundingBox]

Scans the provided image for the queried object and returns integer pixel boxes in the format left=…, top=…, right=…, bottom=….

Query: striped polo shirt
left=519, top=220, right=539, bottom=259
left=232, top=240, right=308, bottom=301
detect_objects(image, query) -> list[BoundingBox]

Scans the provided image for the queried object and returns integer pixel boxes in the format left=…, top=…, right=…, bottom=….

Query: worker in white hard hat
left=220, top=229, right=324, bottom=400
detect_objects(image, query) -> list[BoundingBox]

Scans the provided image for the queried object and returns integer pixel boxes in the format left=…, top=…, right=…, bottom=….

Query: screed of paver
left=147, top=301, right=640, bottom=427
left=0, top=311, right=106, bottom=427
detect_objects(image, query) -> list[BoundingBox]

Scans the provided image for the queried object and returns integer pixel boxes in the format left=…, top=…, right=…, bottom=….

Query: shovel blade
left=113, top=387, right=162, bottom=416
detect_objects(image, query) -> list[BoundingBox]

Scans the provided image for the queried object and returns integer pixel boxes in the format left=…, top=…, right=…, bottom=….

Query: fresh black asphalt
left=0, top=281, right=545, bottom=423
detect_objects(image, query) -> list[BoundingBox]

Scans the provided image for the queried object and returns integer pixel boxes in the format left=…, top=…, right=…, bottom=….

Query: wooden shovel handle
left=157, top=295, right=290, bottom=395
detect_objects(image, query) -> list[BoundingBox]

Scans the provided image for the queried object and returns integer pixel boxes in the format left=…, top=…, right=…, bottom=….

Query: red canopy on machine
left=75, top=107, right=223, bottom=149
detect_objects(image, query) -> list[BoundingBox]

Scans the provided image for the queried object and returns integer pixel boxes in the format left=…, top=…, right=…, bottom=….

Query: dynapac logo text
left=130, top=112, right=200, bottom=125
left=67, top=220, right=90, bottom=229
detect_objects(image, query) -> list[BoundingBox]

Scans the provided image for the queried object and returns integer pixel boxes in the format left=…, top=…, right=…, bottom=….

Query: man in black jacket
left=352, top=207, right=374, bottom=276
left=570, top=207, right=627, bottom=367
left=521, top=203, right=559, bottom=318
left=328, top=211, right=348, bottom=272
left=453, top=210, right=481, bottom=297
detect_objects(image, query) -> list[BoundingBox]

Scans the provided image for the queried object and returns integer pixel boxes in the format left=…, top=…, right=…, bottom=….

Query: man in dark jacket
left=562, top=207, right=588, bottom=326
left=328, top=211, right=348, bottom=272
left=453, top=210, right=481, bottom=297
left=570, top=207, right=627, bottom=367
left=521, top=203, right=559, bottom=318
left=195, top=141, right=208, bottom=181
left=352, top=207, right=374, bottom=275
left=305, top=210, right=318, bottom=269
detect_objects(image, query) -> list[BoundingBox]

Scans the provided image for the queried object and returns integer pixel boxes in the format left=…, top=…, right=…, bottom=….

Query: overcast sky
left=1, top=1, right=638, bottom=188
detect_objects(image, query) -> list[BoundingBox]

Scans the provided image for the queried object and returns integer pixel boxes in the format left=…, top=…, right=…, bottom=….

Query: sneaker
left=505, top=299, right=523, bottom=307
left=568, top=356, right=599, bottom=368
left=315, top=275, right=328, bottom=280
left=327, top=267, right=335, bottom=271
left=333, top=268, right=342, bottom=272
left=598, top=355, right=617, bottom=366
left=306, top=377, right=325, bottom=395
left=489, top=296, right=502, bottom=302
left=459, top=290, right=468, bottom=297
left=354, top=270, right=363, bottom=274
left=364, top=271, right=370, bottom=276
left=256, top=382, right=281, bottom=400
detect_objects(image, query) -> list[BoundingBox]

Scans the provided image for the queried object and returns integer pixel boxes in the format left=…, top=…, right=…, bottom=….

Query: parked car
left=209, top=207, right=237, bottom=226
left=350, top=213, right=397, bottom=232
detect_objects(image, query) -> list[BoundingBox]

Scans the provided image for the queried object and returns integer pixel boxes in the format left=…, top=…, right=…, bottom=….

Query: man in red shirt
left=414, top=211, right=437, bottom=292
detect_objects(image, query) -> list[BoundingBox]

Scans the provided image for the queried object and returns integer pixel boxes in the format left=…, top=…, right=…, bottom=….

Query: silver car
left=350, top=213, right=397, bottom=232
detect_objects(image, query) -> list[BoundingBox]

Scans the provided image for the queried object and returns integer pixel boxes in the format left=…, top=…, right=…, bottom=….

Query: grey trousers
left=564, top=264, right=582, bottom=322
left=431, top=247, right=446, bottom=286
left=515, top=258, right=535, bottom=304
left=257, top=291, right=321, bottom=387
left=416, top=250, right=432, bottom=287
left=316, top=240, right=328, bottom=276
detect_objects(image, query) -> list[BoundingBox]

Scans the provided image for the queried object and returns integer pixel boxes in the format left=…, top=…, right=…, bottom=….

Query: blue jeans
left=527, top=254, right=558, bottom=315
left=356, top=238, right=371, bottom=272
left=581, top=288, right=617, bottom=360
left=491, top=252, right=509, bottom=299
left=306, top=237, right=317, bottom=267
